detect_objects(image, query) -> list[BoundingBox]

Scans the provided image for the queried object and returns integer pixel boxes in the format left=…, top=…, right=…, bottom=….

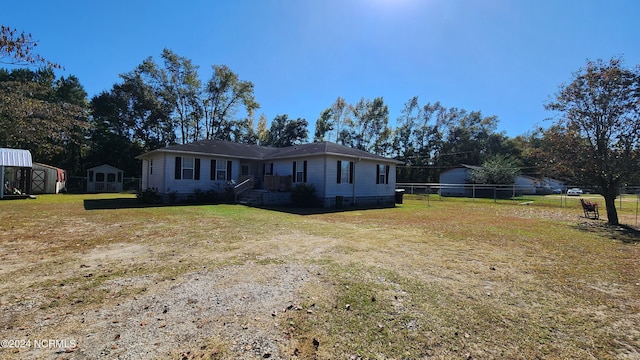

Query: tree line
left=0, top=47, right=526, bottom=179
left=2, top=31, right=640, bottom=224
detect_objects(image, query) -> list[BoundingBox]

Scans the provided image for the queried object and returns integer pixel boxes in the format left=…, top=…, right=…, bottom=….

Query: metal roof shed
left=1, top=148, right=33, bottom=199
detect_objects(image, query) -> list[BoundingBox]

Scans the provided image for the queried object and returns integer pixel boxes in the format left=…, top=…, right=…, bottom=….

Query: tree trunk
left=603, top=193, right=619, bottom=225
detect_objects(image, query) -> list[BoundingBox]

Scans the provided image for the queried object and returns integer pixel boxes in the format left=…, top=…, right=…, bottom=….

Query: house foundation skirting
left=157, top=191, right=395, bottom=208
left=262, top=192, right=292, bottom=206
left=324, top=195, right=395, bottom=208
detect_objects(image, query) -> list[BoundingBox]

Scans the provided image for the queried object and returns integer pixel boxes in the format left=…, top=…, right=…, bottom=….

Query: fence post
left=619, top=187, right=623, bottom=210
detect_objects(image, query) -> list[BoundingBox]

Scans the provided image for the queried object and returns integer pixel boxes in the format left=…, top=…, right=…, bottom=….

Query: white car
left=567, top=188, right=583, bottom=196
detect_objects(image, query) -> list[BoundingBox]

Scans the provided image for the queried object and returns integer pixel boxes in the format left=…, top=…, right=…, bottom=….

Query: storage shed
left=1, top=148, right=33, bottom=199
left=31, top=162, right=67, bottom=194
left=87, top=164, right=123, bottom=193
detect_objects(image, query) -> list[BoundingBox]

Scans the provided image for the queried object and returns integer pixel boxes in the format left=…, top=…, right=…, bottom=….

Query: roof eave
left=135, top=148, right=263, bottom=161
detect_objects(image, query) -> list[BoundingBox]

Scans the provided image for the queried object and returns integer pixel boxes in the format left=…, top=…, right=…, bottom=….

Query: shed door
left=31, top=169, right=46, bottom=193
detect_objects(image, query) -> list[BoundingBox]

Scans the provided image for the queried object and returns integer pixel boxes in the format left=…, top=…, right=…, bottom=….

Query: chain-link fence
left=397, top=182, right=640, bottom=225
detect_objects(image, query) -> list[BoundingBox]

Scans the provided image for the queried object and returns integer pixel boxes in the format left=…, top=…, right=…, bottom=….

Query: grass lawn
left=0, top=193, right=638, bottom=359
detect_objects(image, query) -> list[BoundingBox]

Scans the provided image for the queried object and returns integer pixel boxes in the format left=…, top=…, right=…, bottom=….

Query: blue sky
left=3, top=0, right=639, bottom=137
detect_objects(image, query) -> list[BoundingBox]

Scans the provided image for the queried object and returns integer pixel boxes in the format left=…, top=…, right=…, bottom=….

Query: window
left=292, top=160, right=307, bottom=183
left=182, top=157, right=194, bottom=179
left=217, top=160, right=227, bottom=180
left=376, top=164, right=389, bottom=184
left=149, top=159, right=153, bottom=175
left=96, top=172, right=105, bottom=182
left=107, top=173, right=116, bottom=182
left=175, top=157, right=200, bottom=180
left=263, top=163, right=274, bottom=175
left=337, top=160, right=354, bottom=184
left=210, top=159, right=231, bottom=181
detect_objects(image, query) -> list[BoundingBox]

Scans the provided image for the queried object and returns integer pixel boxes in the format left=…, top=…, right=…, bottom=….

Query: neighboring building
left=1, top=148, right=33, bottom=199
left=439, top=165, right=479, bottom=197
left=514, top=175, right=538, bottom=195
left=87, top=164, right=124, bottom=193
left=542, top=177, right=567, bottom=193
left=31, top=162, right=66, bottom=194
left=136, top=140, right=403, bottom=207
left=439, top=165, right=550, bottom=197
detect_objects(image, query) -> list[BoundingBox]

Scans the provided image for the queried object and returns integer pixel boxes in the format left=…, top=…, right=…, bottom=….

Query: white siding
left=439, top=168, right=469, bottom=184
left=304, top=157, right=325, bottom=196
left=514, top=176, right=537, bottom=195
left=159, top=155, right=240, bottom=197
left=322, top=156, right=395, bottom=204
left=439, top=168, right=471, bottom=197
left=142, top=155, right=166, bottom=191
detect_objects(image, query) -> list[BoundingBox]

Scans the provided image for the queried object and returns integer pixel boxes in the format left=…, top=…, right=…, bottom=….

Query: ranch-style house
left=136, top=140, right=403, bottom=207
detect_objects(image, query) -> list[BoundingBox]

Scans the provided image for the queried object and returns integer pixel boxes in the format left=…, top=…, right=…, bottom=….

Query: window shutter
left=337, top=161, right=342, bottom=184
left=292, top=161, right=297, bottom=183
left=349, top=161, right=354, bottom=184
left=376, top=164, right=380, bottom=184
left=211, top=160, right=216, bottom=180
left=175, top=157, right=182, bottom=180
left=385, top=165, right=390, bottom=184
left=194, top=158, right=201, bottom=180
left=303, top=160, right=307, bottom=182
left=262, top=163, right=266, bottom=177
left=226, top=160, right=232, bottom=181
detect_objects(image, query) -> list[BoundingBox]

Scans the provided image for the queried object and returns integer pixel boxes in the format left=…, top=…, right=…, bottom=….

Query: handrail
left=233, top=177, right=254, bottom=195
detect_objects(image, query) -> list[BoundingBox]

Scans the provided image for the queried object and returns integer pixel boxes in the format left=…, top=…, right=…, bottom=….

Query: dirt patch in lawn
left=2, top=262, right=321, bottom=359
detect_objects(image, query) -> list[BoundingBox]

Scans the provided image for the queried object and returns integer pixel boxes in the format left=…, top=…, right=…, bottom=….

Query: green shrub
left=192, top=186, right=235, bottom=204
left=291, top=183, right=318, bottom=208
left=137, top=188, right=161, bottom=204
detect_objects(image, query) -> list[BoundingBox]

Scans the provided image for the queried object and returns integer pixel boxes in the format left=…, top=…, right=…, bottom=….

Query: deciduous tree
left=470, top=154, right=521, bottom=185
left=313, top=108, right=333, bottom=142
left=350, top=97, right=391, bottom=155
left=330, top=96, right=352, bottom=144
left=0, top=25, right=61, bottom=69
left=0, top=68, right=87, bottom=167
left=203, top=64, right=259, bottom=141
left=265, top=114, right=308, bottom=147
left=545, top=57, right=640, bottom=225
left=256, top=113, right=269, bottom=145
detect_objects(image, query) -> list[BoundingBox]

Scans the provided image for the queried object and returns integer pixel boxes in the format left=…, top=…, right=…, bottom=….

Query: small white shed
left=1, top=148, right=33, bottom=199
left=87, top=164, right=123, bottom=193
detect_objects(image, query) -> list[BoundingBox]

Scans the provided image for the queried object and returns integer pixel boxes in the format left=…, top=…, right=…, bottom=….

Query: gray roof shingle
left=139, top=140, right=402, bottom=163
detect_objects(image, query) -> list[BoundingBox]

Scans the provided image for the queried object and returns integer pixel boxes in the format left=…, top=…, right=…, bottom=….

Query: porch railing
left=264, top=175, right=292, bottom=191
left=234, top=177, right=254, bottom=199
